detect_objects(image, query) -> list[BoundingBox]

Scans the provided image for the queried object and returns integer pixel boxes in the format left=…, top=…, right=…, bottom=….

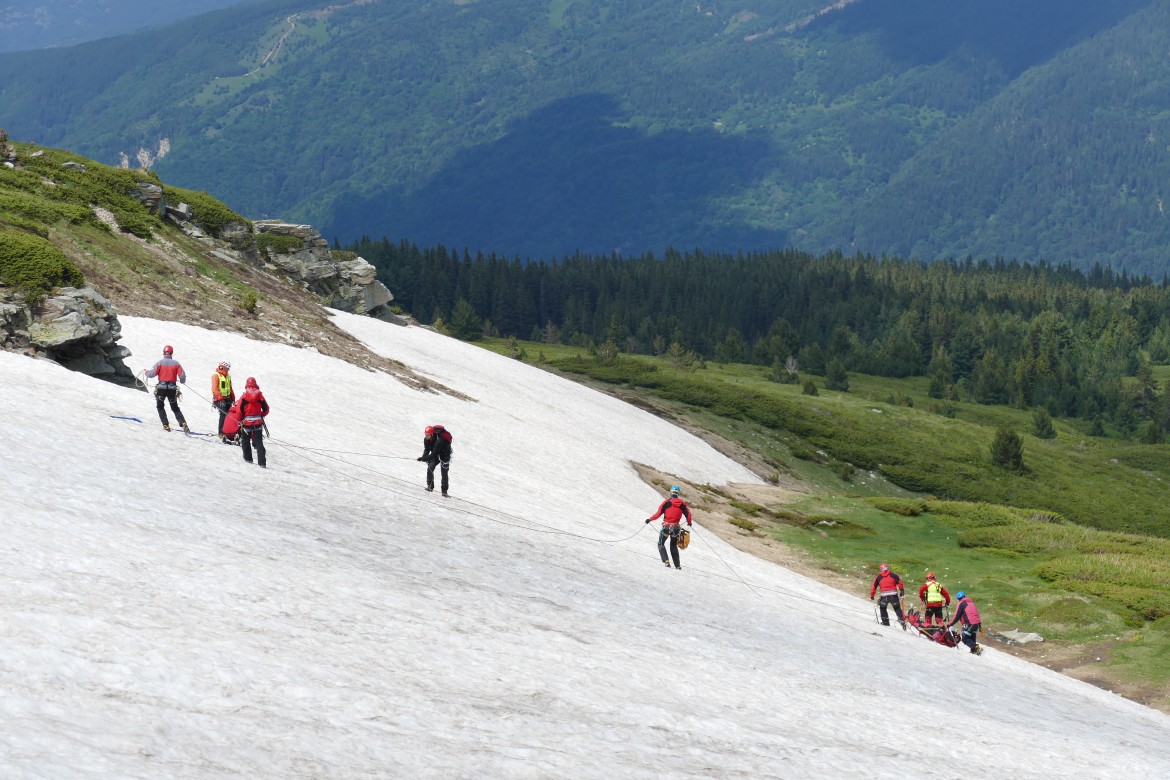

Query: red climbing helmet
left=163, top=345, right=173, bottom=355
left=424, top=426, right=435, bottom=436
left=245, top=377, right=258, bottom=390
left=879, top=563, right=890, bottom=573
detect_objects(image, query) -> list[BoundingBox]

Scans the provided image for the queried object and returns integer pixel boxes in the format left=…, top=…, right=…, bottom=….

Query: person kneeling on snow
left=947, top=591, right=984, bottom=655
left=645, top=485, right=691, bottom=570
left=232, top=377, right=270, bottom=468
left=869, top=563, right=905, bottom=626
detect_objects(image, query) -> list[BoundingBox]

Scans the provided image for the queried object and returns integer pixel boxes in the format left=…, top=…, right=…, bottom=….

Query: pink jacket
left=950, top=597, right=981, bottom=626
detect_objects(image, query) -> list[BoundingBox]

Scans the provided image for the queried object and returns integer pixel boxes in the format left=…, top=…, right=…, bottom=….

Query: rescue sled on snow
left=904, top=606, right=960, bottom=648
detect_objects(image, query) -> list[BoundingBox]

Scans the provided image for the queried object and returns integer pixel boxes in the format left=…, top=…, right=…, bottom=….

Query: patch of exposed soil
left=62, top=212, right=468, bottom=398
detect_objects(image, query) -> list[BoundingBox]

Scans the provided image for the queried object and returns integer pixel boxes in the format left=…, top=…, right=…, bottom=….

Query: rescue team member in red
left=146, top=344, right=188, bottom=432
left=645, top=485, right=692, bottom=569
left=232, top=377, right=270, bottom=468
left=917, top=572, right=951, bottom=627
left=211, top=360, right=235, bottom=441
left=947, top=591, right=984, bottom=655
left=869, top=563, right=906, bottom=626
left=417, top=424, right=453, bottom=496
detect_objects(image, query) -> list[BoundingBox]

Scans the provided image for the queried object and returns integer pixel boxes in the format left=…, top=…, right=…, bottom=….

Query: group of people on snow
left=146, top=344, right=453, bottom=490
left=869, top=563, right=984, bottom=655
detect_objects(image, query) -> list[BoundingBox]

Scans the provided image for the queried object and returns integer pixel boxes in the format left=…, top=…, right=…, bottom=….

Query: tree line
left=350, top=237, right=1170, bottom=437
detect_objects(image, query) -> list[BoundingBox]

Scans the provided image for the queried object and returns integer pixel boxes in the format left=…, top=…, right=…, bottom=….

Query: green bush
left=240, top=289, right=258, bottom=313
left=163, top=186, right=248, bottom=235
left=729, top=516, right=759, bottom=532
left=1033, top=554, right=1170, bottom=619
left=256, top=233, right=305, bottom=255
left=0, top=230, right=84, bottom=298
left=867, top=497, right=928, bottom=516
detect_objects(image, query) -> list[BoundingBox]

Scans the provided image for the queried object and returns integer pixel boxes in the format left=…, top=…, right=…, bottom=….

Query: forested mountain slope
left=0, top=0, right=254, bottom=53
left=0, top=0, right=1165, bottom=270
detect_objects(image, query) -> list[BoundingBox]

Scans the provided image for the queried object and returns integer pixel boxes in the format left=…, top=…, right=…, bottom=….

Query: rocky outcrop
left=253, top=220, right=404, bottom=324
left=0, top=286, right=135, bottom=384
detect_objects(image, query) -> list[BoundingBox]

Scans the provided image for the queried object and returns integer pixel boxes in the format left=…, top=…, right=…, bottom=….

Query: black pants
left=959, top=622, right=981, bottom=651
left=924, top=604, right=945, bottom=624
left=878, top=594, right=904, bottom=625
left=240, top=425, right=265, bottom=467
left=214, top=399, right=232, bottom=435
left=155, top=387, right=186, bottom=427
left=658, top=525, right=681, bottom=567
left=426, top=456, right=449, bottom=493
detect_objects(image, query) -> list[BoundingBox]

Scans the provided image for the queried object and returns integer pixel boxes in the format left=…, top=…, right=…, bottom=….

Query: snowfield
left=2, top=311, right=1168, bottom=779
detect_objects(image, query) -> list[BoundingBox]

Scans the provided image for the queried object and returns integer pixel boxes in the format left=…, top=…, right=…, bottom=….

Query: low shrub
left=256, top=233, right=305, bottom=255
left=164, top=186, right=248, bottom=235
left=729, top=516, right=759, bottom=532
left=0, top=230, right=84, bottom=299
left=867, top=497, right=928, bottom=516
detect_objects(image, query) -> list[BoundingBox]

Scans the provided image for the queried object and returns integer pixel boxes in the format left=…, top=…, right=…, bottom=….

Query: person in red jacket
left=645, top=485, right=692, bottom=569
left=947, top=591, right=984, bottom=655
left=232, top=377, right=270, bottom=468
left=146, top=344, right=188, bottom=432
left=917, top=571, right=951, bottom=627
left=869, top=562, right=906, bottom=626
left=211, top=360, right=236, bottom=441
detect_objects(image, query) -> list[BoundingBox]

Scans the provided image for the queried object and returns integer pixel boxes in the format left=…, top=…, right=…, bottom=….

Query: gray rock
left=1, top=286, right=134, bottom=385
left=253, top=220, right=398, bottom=322
left=991, top=629, right=1044, bottom=646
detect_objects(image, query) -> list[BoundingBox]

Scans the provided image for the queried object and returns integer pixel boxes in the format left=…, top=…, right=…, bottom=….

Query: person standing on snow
left=917, top=571, right=951, bottom=627
left=146, top=344, right=188, bottom=432
left=869, top=562, right=906, bottom=626
left=211, top=360, right=236, bottom=441
left=947, top=591, right=984, bottom=655
left=233, top=377, right=270, bottom=468
left=645, top=485, right=692, bottom=570
left=418, top=425, right=453, bottom=496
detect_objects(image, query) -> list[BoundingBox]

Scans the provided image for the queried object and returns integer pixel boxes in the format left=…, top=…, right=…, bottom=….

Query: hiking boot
left=441, top=491, right=448, bottom=497
left=425, top=486, right=434, bottom=492
left=674, top=564, right=682, bottom=570
left=180, top=422, right=190, bottom=433
left=162, top=424, right=171, bottom=431
left=971, top=645, right=983, bottom=655
left=663, top=560, right=672, bottom=568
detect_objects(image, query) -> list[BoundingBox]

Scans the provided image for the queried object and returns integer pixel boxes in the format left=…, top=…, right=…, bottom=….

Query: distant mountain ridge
left=0, top=0, right=1166, bottom=271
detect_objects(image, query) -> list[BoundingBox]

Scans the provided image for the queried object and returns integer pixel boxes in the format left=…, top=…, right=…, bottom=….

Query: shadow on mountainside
left=817, top=0, right=1154, bottom=76
left=335, top=93, right=788, bottom=259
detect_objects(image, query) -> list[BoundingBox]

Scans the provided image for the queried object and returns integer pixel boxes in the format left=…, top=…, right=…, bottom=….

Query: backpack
left=433, top=424, right=453, bottom=444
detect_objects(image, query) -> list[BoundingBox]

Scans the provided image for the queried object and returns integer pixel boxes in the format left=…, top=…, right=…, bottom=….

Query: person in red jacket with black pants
left=869, top=562, right=906, bottom=626
left=233, top=377, right=270, bottom=468
left=645, top=485, right=692, bottom=569
left=146, top=344, right=187, bottom=432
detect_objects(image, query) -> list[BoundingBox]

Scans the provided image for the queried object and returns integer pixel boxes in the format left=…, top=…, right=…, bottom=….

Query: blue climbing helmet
left=956, top=591, right=967, bottom=600
left=670, top=485, right=681, bottom=496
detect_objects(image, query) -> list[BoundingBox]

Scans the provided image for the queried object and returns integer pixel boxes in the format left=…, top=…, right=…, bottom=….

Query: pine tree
left=449, top=298, right=483, bottom=341
left=825, top=358, right=849, bottom=391
left=990, top=425, right=1024, bottom=470
left=1032, top=408, right=1056, bottom=439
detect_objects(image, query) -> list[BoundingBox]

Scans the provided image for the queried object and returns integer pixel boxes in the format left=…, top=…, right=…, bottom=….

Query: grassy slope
left=480, top=337, right=1170, bottom=711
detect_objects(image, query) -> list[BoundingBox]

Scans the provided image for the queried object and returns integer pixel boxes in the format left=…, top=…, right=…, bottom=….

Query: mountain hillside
left=0, top=0, right=253, bottom=53
left=3, top=311, right=1170, bottom=777
left=1, top=0, right=1168, bottom=270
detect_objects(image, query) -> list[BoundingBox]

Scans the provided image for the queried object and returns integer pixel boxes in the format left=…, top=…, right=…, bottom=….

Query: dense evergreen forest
left=353, top=237, right=1170, bottom=434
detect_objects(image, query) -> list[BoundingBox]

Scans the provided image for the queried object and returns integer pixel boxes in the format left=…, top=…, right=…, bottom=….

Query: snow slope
left=1, top=311, right=1168, bottom=779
